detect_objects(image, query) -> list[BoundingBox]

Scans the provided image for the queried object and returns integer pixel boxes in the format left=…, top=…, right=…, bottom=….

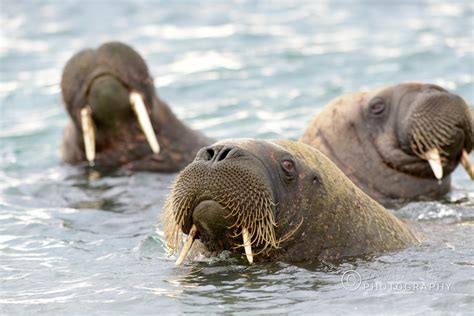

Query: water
left=1, top=0, right=473, bottom=314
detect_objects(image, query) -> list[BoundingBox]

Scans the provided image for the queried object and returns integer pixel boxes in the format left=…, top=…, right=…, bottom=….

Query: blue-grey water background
left=1, top=0, right=473, bottom=314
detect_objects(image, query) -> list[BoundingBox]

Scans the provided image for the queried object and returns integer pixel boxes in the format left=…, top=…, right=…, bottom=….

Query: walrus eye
left=369, top=97, right=386, bottom=116
left=312, top=175, right=321, bottom=186
left=281, top=159, right=295, bottom=174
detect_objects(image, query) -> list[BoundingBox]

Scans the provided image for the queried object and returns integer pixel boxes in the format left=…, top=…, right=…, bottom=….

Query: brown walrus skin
left=300, top=83, right=473, bottom=206
left=61, top=42, right=212, bottom=172
left=163, top=139, right=418, bottom=263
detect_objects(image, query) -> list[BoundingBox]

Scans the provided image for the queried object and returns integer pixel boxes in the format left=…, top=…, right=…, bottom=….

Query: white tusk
left=175, top=224, right=197, bottom=266
left=422, top=148, right=443, bottom=180
left=129, top=91, right=160, bottom=154
left=460, top=150, right=474, bottom=180
left=242, top=227, right=253, bottom=264
left=80, top=106, right=95, bottom=166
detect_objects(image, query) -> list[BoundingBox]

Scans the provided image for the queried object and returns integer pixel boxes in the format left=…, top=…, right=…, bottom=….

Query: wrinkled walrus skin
left=163, top=139, right=418, bottom=264
left=300, top=83, right=473, bottom=206
left=61, top=41, right=212, bottom=172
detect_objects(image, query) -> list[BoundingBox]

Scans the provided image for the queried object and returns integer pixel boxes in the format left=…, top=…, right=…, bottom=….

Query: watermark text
left=341, top=270, right=452, bottom=292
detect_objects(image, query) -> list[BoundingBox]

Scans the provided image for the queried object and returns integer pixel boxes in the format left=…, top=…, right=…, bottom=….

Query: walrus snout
left=163, top=141, right=280, bottom=264
left=197, top=145, right=240, bottom=164
left=87, top=75, right=131, bottom=127
left=191, top=200, right=236, bottom=251
left=403, top=91, right=472, bottom=179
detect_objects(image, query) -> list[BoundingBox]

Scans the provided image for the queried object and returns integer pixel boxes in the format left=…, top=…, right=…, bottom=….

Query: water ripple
left=1, top=0, right=473, bottom=314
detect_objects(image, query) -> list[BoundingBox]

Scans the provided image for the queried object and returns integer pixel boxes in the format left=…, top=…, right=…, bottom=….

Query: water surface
left=1, top=0, right=473, bottom=314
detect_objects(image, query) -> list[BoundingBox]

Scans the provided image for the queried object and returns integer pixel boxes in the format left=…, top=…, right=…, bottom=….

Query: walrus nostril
left=205, top=148, right=215, bottom=161
left=216, top=147, right=233, bottom=162
left=202, top=145, right=237, bottom=163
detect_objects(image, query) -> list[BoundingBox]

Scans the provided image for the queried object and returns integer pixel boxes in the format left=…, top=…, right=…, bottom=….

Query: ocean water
left=1, top=0, right=473, bottom=314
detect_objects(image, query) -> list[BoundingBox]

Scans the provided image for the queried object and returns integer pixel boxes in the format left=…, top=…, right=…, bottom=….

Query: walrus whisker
left=460, top=150, right=474, bottom=179
left=129, top=91, right=160, bottom=154
left=233, top=213, right=303, bottom=257
left=228, top=202, right=279, bottom=257
left=411, top=116, right=453, bottom=159
left=277, top=217, right=304, bottom=244
left=226, top=206, right=246, bottom=227
left=80, top=106, right=96, bottom=166
left=162, top=156, right=286, bottom=262
left=163, top=194, right=188, bottom=255
left=175, top=224, right=198, bottom=265
left=421, top=147, right=443, bottom=180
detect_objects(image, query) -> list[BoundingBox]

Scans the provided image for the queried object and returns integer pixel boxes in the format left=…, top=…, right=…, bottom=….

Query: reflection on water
left=1, top=0, right=473, bottom=314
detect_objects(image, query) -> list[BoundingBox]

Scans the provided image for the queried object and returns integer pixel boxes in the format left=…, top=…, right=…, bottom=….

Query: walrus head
left=163, top=139, right=417, bottom=264
left=300, top=82, right=473, bottom=203
left=373, top=83, right=473, bottom=180
left=61, top=41, right=210, bottom=171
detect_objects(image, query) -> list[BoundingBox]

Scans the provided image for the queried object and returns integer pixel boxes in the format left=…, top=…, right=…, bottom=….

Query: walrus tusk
left=242, top=227, right=253, bottom=264
left=80, top=106, right=95, bottom=166
left=460, top=149, right=474, bottom=180
left=422, top=148, right=443, bottom=180
left=129, top=91, right=160, bottom=154
left=175, top=224, right=198, bottom=266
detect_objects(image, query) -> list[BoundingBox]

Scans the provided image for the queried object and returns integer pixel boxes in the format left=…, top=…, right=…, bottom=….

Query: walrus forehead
left=272, top=139, right=348, bottom=179
left=212, top=138, right=288, bottom=156
left=212, top=138, right=260, bottom=147
left=370, top=82, right=449, bottom=107
left=363, top=83, right=414, bottom=104
left=62, top=42, right=153, bottom=111
left=271, top=140, right=319, bottom=162
left=95, top=42, right=151, bottom=85
left=210, top=139, right=336, bottom=174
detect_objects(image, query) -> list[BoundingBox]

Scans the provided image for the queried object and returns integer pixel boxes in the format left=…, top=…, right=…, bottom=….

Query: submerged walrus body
left=163, top=139, right=417, bottom=264
left=61, top=42, right=211, bottom=172
left=300, top=83, right=474, bottom=205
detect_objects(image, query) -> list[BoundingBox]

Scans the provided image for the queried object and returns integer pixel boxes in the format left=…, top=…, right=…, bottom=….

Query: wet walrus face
left=300, top=83, right=473, bottom=204
left=61, top=42, right=211, bottom=172
left=163, top=139, right=417, bottom=264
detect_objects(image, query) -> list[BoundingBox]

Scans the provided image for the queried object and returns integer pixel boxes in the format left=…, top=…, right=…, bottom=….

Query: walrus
left=299, top=83, right=474, bottom=205
left=61, top=42, right=211, bottom=172
left=163, top=139, right=418, bottom=264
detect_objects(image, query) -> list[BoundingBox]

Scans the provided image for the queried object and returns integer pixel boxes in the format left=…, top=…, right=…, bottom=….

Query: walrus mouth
left=79, top=90, right=160, bottom=165
left=173, top=200, right=257, bottom=265
left=409, top=130, right=473, bottom=181
left=406, top=94, right=473, bottom=180
left=410, top=132, right=473, bottom=181
left=163, top=161, right=282, bottom=265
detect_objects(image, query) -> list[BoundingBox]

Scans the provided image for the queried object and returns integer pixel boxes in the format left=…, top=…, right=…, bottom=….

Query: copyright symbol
left=341, top=270, right=361, bottom=291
